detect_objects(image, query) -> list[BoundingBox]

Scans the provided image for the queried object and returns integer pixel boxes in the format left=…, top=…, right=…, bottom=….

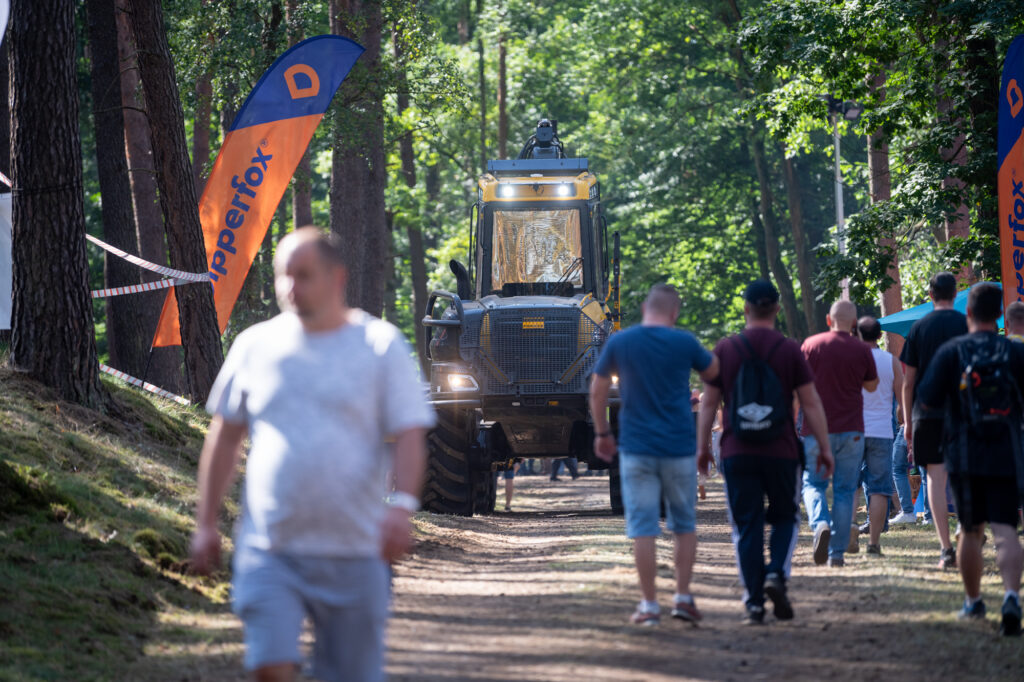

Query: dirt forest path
left=388, top=474, right=1024, bottom=682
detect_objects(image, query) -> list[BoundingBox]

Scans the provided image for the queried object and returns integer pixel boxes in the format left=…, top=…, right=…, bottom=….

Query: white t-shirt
left=206, top=310, right=436, bottom=557
left=862, top=346, right=895, bottom=439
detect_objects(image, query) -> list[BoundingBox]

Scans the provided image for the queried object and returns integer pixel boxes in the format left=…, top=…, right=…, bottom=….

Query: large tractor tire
left=609, top=455, right=624, bottom=516
left=472, top=471, right=497, bottom=515
left=422, top=412, right=475, bottom=516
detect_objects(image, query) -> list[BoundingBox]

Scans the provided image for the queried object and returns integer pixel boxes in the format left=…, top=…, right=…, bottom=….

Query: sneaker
left=698, top=484, right=706, bottom=500
left=813, top=523, right=831, bottom=565
left=671, top=597, right=703, bottom=623
left=939, top=547, right=957, bottom=570
left=1001, top=595, right=1023, bottom=637
left=847, top=525, right=859, bottom=554
left=763, top=572, right=793, bottom=621
left=866, top=544, right=882, bottom=556
left=827, top=557, right=845, bottom=568
left=549, top=477, right=561, bottom=482
left=920, top=517, right=933, bottom=527
left=743, top=604, right=765, bottom=625
left=890, top=511, right=917, bottom=525
left=858, top=521, right=871, bottom=535
left=504, top=504, right=511, bottom=511
left=957, top=598, right=986, bottom=621
left=630, top=608, right=660, bottom=627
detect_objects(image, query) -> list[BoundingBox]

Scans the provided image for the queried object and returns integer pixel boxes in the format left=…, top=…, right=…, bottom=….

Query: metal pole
left=833, top=114, right=850, bottom=300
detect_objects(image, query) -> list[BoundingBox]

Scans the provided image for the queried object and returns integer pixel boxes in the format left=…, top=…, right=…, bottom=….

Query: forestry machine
left=420, top=119, right=623, bottom=516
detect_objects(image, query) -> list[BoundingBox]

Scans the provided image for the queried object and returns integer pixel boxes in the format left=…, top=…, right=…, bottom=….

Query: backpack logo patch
left=737, top=402, right=773, bottom=425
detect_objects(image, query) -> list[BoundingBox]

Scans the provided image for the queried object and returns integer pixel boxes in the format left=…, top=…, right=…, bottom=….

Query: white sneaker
left=919, top=518, right=933, bottom=527
left=889, top=511, right=917, bottom=524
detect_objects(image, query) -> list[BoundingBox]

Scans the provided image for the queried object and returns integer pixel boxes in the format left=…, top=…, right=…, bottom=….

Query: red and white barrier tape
left=91, top=277, right=184, bottom=299
left=99, top=363, right=191, bottom=406
left=86, top=234, right=210, bottom=283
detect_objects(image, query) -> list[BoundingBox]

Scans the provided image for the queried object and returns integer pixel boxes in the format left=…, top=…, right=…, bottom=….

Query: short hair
left=645, top=284, right=681, bottom=317
left=967, top=282, right=1002, bottom=324
left=1007, top=301, right=1024, bottom=329
left=276, top=226, right=346, bottom=270
left=929, top=271, right=957, bottom=302
left=857, top=316, right=882, bottom=342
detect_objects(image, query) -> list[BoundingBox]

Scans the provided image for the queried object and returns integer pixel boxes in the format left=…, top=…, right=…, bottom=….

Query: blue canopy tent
left=877, top=282, right=1003, bottom=337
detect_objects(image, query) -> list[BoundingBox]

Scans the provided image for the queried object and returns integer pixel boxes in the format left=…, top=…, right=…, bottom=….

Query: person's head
left=1007, top=301, right=1024, bottom=336
left=274, top=226, right=348, bottom=321
left=641, top=284, right=681, bottom=325
left=742, top=279, right=780, bottom=326
left=928, top=271, right=957, bottom=304
left=857, top=315, right=882, bottom=345
left=826, top=300, right=857, bottom=333
left=965, top=282, right=1002, bottom=331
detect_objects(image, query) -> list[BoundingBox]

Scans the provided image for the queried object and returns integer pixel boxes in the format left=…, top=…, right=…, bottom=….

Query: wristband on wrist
left=595, top=431, right=611, bottom=437
left=387, top=491, right=420, bottom=513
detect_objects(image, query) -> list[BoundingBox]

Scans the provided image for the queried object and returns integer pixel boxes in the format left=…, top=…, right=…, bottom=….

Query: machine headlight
left=447, top=374, right=480, bottom=391
left=498, top=184, right=516, bottom=198
left=556, top=183, right=572, bottom=196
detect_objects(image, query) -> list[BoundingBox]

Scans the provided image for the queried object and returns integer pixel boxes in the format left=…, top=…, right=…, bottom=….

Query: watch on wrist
left=387, top=491, right=420, bottom=513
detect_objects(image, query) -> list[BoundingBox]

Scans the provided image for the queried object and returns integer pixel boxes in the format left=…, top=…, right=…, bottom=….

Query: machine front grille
left=460, top=307, right=601, bottom=395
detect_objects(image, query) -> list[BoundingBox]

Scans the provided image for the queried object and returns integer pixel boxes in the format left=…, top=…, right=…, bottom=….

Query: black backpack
left=955, top=335, right=1022, bottom=441
left=729, top=333, right=788, bottom=443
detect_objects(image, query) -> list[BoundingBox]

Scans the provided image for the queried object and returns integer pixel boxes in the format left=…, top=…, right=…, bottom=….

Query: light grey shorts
left=232, top=545, right=390, bottom=681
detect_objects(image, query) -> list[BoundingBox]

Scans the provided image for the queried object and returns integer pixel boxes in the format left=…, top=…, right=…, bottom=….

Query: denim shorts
left=862, top=436, right=895, bottom=497
left=619, top=453, right=697, bottom=538
left=232, top=545, right=390, bottom=680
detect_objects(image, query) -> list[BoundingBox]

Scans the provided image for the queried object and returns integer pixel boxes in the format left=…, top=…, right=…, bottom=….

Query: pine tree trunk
left=477, top=0, right=487, bottom=172
left=0, top=42, right=10, bottom=348
left=750, top=129, right=805, bottom=339
left=115, top=0, right=182, bottom=391
left=286, top=0, right=313, bottom=230
left=868, top=71, right=904, bottom=356
left=9, top=0, right=103, bottom=406
left=87, top=0, right=150, bottom=378
left=192, top=73, right=212, bottom=196
left=781, top=154, right=821, bottom=334
left=126, top=0, right=223, bottom=401
left=497, top=33, right=507, bottom=159
left=393, top=31, right=429, bottom=371
left=330, top=0, right=386, bottom=316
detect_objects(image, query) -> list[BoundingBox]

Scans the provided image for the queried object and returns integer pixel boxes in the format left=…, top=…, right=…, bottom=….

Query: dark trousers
left=722, top=455, right=800, bottom=608
left=550, top=457, right=578, bottom=479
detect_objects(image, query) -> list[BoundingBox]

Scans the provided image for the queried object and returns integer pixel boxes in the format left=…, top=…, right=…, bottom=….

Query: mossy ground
left=0, top=369, right=237, bottom=681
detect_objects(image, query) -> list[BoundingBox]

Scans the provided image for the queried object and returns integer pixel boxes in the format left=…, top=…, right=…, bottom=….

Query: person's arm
left=863, top=346, right=879, bottom=392
left=796, top=382, right=834, bottom=477
left=697, top=384, right=721, bottom=476
left=589, top=374, right=616, bottom=462
left=381, top=426, right=427, bottom=563
left=190, top=416, right=247, bottom=575
left=902, top=365, right=916, bottom=454
left=863, top=376, right=879, bottom=392
left=699, top=353, right=720, bottom=383
left=892, top=355, right=905, bottom=425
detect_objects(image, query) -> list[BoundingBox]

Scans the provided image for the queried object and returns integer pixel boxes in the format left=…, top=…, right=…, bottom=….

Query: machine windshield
left=491, top=208, right=582, bottom=291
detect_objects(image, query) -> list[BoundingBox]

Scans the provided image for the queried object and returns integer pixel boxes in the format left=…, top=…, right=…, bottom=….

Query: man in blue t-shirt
left=590, top=284, right=719, bottom=626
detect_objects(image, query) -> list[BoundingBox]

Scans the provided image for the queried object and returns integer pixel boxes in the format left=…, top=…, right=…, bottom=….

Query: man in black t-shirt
left=918, top=283, right=1023, bottom=636
left=901, top=272, right=968, bottom=569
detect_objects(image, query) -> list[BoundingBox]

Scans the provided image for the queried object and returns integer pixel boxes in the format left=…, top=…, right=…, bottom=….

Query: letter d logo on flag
left=152, top=35, right=363, bottom=347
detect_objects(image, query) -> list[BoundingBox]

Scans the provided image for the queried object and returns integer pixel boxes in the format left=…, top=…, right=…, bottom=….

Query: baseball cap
left=743, top=279, right=779, bottom=306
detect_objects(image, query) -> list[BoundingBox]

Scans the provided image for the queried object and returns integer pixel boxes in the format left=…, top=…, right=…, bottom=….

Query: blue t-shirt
left=593, top=325, right=713, bottom=458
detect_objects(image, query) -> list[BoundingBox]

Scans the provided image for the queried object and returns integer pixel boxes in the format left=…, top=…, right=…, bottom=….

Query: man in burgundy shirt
left=698, top=280, right=833, bottom=624
left=800, top=300, right=879, bottom=567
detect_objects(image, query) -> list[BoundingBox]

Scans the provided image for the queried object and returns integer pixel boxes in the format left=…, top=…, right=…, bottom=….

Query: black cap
left=743, top=279, right=779, bottom=306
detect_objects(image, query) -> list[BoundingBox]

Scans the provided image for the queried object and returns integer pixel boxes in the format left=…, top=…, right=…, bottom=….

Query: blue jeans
left=891, top=427, right=914, bottom=514
left=619, top=453, right=697, bottom=538
left=862, top=437, right=894, bottom=498
left=802, top=432, right=865, bottom=560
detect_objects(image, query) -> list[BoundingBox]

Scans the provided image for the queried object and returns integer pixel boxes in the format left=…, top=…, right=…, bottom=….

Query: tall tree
left=127, top=0, right=223, bottom=401
left=330, top=0, right=387, bottom=316
left=497, top=31, right=507, bottom=159
left=115, top=0, right=182, bottom=391
left=286, top=0, right=313, bottom=229
left=476, top=0, right=486, bottom=171
left=87, top=0, right=150, bottom=378
left=782, top=154, right=820, bottom=334
left=0, top=41, right=10, bottom=349
left=9, top=0, right=103, bottom=405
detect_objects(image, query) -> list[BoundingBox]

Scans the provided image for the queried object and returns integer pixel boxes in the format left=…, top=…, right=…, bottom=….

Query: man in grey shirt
left=190, top=227, right=435, bottom=682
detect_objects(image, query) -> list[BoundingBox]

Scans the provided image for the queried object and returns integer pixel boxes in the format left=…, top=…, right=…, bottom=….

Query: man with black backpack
left=917, top=282, right=1023, bottom=636
left=697, top=280, right=834, bottom=624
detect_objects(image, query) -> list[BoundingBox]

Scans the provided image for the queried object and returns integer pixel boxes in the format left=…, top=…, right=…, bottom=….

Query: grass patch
left=0, top=369, right=239, bottom=681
